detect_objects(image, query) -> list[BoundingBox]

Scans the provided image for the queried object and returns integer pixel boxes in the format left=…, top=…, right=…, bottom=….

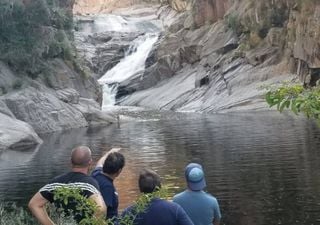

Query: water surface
left=0, top=111, right=320, bottom=225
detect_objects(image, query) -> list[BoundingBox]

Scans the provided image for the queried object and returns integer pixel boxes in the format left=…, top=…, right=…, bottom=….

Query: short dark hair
left=103, top=152, right=125, bottom=175
left=138, top=169, right=161, bottom=193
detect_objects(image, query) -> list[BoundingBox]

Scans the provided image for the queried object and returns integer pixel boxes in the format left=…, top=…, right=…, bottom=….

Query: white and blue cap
left=184, top=163, right=206, bottom=191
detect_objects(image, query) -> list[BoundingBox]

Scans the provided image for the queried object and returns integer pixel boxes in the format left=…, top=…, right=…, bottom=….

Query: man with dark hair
left=91, top=148, right=125, bottom=220
left=28, top=146, right=106, bottom=225
left=173, top=163, right=221, bottom=225
left=122, top=169, right=194, bottom=225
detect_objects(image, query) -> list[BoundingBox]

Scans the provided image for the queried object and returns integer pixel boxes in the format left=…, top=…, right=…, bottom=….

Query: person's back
left=91, top=149, right=125, bottom=220
left=122, top=169, right=194, bottom=225
left=123, top=198, right=192, bottom=225
left=28, top=146, right=106, bottom=225
left=173, top=190, right=220, bottom=225
left=173, top=163, right=221, bottom=225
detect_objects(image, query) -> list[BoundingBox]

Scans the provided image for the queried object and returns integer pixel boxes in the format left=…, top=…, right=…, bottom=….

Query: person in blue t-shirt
left=91, top=148, right=125, bottom=220
left=173, top=163, right=221, bottom=225
left=122, top=169, right=194, bottom=225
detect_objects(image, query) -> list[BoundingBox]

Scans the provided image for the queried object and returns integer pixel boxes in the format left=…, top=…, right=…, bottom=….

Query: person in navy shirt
left=91, top=148, right=125, bottom=220
left=122, top=169, right=194, bottom=225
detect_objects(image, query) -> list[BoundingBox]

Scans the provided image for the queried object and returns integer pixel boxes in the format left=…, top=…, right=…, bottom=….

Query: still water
left=0, top=111, right=320, bottom=225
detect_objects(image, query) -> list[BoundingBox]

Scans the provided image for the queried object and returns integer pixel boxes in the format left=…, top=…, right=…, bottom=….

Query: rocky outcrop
left=290, top=4, right=320, bottom=76
left=0, top=113, right=42, bottom=152
left=75, top=30, right=142, bottom=78
left=0, top=60, right=113, bottom=151
left=74, top=0, right=159, bottom=14
left=2, top=86, right=88, bottom=133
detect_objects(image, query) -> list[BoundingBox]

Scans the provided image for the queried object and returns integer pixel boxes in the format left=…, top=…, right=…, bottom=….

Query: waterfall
left=98, top=33, right=159, bottom=109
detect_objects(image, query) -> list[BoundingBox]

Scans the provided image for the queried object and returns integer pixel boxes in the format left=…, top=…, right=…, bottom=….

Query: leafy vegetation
left=0, top=0, right=75, bottom=74
left=0, top=203, right=37, bottom=225
left=0, top=186, right=168, bottom=225
left=265, top=83, right=320, bottom=124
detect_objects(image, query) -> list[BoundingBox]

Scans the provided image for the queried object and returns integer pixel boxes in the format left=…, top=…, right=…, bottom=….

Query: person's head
left=103, top=152, right=125, bottom=175
left=184, top=163, right=206, bottom=191
left=71, top=146, right=92, bottom=168
left=138, top=169, right=161, bottom=193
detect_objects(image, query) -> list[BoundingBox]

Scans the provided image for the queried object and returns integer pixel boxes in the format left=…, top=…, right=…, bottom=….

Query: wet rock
left=75, top=31, right=142, bottom=77
left=74, top=98, right=115, bottom=126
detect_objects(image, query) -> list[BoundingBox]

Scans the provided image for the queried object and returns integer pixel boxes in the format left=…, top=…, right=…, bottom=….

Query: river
left=0, top=110, right=319, bottom=225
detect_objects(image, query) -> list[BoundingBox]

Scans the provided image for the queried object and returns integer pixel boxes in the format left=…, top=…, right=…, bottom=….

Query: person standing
left=91, top=148, right=125, bottom=220
left=122, top=168, right=194, bottom=225
left=28, top=146, right=106, bottom=225
left=173, top=163, right=221, bottom=225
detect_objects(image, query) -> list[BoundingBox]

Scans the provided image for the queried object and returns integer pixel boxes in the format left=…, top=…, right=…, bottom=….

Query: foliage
left=0, top=0, right=74, bottom=73
left=226, top=14, right=243, bottom=36
left=265, top=83, right=320, bottom=124
left=0, top=203, right=37, bottom=225
left=52, top=186, right=169, bottom=225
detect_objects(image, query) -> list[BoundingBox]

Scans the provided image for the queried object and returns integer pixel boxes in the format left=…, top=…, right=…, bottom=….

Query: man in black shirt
left=28, top=146, right=106, bottom=225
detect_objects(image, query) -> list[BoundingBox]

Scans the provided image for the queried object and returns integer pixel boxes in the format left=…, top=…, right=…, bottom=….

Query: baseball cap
left=184, top=163, right=206, bottom=191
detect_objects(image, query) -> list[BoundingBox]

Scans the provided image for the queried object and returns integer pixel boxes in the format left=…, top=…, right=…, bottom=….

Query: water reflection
left=0, top=112, right=320, bottom=225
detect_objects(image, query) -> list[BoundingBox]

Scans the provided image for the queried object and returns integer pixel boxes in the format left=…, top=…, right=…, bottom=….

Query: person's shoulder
left=91, top=166, right=103, bottom=177
left=172, top=190, right=186, bottom=201
left=203, top=192, right=218, bottom=200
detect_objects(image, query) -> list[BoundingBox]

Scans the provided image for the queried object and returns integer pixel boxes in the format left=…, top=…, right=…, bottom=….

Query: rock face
left=3, top=86, right=88, bottom=133
left=117, top=0, right=318, bottom=111
left=74, top=0, right=159, bottom=14
left=75, top=31, right=142, bottom=78
left=0, top=113, right=42, bottom=153
left=0, top=61, right=113, bottom=151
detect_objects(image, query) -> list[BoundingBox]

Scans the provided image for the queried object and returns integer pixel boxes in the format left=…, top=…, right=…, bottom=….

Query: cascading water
left=95, top=15, right=160, bottom=109
left=99, top=33, right=158, bottom=109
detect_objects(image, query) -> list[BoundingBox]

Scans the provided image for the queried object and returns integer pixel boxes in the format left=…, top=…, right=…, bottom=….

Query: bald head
left=71, top=146, right=92, bottom=168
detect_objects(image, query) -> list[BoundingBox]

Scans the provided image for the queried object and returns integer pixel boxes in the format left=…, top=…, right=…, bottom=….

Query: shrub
left=265, top=83, right=320, bottom=125
left=0, top=0, right=75, bottom=73
left=226, top=14, right=244, bottom=36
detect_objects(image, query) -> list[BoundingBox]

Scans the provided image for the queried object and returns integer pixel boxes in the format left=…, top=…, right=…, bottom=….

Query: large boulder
left=3, top=86, right=88, bottom=133
left=0, top=113, right=42, bottom=152
left=73, top=98, right=115, bottom=126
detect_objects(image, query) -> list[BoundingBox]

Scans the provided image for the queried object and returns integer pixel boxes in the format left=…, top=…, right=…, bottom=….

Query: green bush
left=0, top=0, right=75, bottom=73
left=0, top=203, right=37, bottom=225
left=265, top=83, right=320, bottom=125
left=226, top=14, right=244, bottom=36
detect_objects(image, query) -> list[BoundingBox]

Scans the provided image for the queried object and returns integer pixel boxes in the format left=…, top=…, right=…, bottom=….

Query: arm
left=89, top=193, right=107, bottom=218
left=96, top=148, right=121, bottom=167
left=28, top=192, right=55, bottom=225
left=212, top=198, right=221, bottom=225
left=213, top=219, right=220, bottom=225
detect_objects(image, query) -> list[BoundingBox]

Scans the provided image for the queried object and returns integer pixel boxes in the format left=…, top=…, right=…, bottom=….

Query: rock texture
left=0, top=113, right=42, bottom=152
left=74, top=0, right=159, bottom=14
left=0, top=61, right=113, bottom=151
left=110, top=0, right=320, bottom=112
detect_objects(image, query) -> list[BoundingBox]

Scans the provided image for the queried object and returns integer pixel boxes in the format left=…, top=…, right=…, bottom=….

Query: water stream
left=99, top=33, right=159, bottom=108
left=81, top=12, right=162, bottom=108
